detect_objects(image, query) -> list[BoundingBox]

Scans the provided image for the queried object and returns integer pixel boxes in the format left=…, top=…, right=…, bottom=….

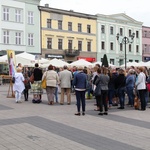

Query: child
left=23, top=73, right=31, bottom=101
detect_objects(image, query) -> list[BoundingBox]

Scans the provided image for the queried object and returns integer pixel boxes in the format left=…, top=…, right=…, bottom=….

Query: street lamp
left=116, top=32, right=135, bottom=69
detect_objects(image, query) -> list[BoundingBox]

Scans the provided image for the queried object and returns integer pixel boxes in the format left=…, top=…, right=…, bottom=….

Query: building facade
left=142, top=26, right=150, bottom=62
left=97, top=13, right=143, bottom=66
left=0, top=0, right=41, bottom=55
left=39, top=4, right=97, bottom=63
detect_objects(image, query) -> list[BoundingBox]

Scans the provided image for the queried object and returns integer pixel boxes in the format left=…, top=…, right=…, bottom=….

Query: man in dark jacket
left=73, top=66, right=87, bottom=116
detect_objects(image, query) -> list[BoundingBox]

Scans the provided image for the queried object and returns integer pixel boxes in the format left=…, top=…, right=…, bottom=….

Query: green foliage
left=101, top=54, right=109, bottom=67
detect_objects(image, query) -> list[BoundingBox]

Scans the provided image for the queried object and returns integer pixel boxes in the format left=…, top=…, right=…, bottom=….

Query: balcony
left=64, top=49, right=80, bottom=57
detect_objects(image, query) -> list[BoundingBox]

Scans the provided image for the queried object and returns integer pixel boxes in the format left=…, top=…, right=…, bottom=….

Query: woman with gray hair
left=42, top=65, right=59, bottom=105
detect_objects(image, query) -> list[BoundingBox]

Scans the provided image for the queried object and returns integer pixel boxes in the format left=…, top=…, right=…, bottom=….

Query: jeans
left=118, top=87, right=126, bottom=108
left=126, top=87, right=134, bottom=106
left=75, top=90, right=86, bottom=112
left=54, top=86, right=58, bottom=103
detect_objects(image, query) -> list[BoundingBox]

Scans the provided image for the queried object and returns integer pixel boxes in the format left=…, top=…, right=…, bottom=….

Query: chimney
left=45, top=4, right=49, bottom=7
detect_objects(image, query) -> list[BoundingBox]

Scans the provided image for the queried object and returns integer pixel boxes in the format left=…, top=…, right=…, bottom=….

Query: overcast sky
left=40, top=0, right=150, bottom=26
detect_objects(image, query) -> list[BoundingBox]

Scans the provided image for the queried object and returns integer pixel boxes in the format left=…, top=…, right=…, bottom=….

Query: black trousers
left=24, top=89, right=29, bottom=101
left=138, top=89, right=146, bottom=110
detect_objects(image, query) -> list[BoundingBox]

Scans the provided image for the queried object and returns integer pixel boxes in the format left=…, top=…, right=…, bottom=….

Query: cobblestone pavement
left=0, top=84, right=150, bottom=150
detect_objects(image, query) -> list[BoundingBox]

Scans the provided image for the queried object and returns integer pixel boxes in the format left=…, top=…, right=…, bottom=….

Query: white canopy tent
left=69, top=59, right=92, bottom=67
left=0, top=52, right=50, bottom=67
left=0, top=54, right=35, bottom=67
left=40, top=58, right=69, bottom=68
left=120, top=62, right=139, bottom=68
left=92, top=61, right=117, bottom=68
left=16, top=52, right=50, bottom=64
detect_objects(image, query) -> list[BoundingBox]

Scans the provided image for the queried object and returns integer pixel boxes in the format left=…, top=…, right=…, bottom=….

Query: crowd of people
left=12, top=62, right=150, bottom=116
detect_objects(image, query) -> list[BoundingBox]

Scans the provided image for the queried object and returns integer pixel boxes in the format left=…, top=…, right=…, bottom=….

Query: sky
left=40, top=0, right=150, bottom=26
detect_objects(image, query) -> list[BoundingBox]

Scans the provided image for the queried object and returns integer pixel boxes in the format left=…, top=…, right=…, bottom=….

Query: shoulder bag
left=30, top=73, right=34, bottom=84
left=41, top=71, right=47, bottom=89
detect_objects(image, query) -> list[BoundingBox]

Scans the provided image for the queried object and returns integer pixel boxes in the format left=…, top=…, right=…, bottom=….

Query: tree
left=101, top=54, right=109, bottom=67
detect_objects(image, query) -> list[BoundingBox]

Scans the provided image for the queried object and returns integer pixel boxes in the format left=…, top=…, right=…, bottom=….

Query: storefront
left=45, top=54, right=64, bottom=60
left=77, top=57, right=96, bottom=62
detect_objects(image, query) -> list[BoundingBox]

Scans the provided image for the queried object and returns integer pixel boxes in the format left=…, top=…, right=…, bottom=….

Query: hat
left=78, top=66, right=83, bottom=70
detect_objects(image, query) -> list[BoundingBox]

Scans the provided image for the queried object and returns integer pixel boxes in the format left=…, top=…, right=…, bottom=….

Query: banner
left=7, top=50, right=16, bottom=76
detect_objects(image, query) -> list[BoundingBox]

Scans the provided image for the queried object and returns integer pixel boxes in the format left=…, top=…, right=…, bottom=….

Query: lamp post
left=116, top=32, right=135, bottom=69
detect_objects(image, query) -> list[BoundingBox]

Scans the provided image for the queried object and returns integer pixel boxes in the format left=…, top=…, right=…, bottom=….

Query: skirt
left=30, top=81, right=43, bottom=95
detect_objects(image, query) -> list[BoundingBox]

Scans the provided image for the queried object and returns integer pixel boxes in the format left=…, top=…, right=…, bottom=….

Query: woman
left=23, top=72, right=31, bottom=101
left=115, top=69, right=126, bottom=109
left=95, top=67, right=110, bottom=115
left=30, top=63, right=43, bottom=103
left=108, top=69, right=118, bottom=107
left=135, top=67, right=146, bottom=110
left=13, top=68, right=25, bottom=103
left=126, top=69, right=136, bottom=107
left=9, top=53, right=16, bottom=76
left=42, top=65, right=59, bottom=105
left=73, top=66, right=87, bottom=116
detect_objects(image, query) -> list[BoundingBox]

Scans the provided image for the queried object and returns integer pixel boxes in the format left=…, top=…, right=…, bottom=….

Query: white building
left=0, top=0, right=41, bottom=55
left=97, top=13, right=143, bottom=66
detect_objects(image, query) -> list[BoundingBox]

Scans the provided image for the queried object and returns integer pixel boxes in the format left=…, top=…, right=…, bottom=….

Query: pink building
left=142, top=26, right=150, bottom=61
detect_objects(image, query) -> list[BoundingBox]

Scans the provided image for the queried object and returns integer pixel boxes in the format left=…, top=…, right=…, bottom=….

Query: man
left=59, top=65, right=72, bottom=105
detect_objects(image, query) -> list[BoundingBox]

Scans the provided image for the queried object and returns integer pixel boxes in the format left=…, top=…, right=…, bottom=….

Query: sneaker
left=98, top=112, right=103, bottom=115
left=103, top=112, right=108, bottom=115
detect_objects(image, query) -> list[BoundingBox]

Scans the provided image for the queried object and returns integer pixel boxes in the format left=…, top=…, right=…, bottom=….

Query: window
left=110, top=42, right=113, bottom=50
left=78, top=41, right=82, bottom=51
left=15, top=9, right=21, bottom=22
left=136, top=45, right=139, bottom=53
left=78, top=23, right=82, bottom=32
left=135, top=60, right=139, bottom=63
left=101, top=41, right=105, bottom=50
left=58, top=39, right=62, bottom=50
left=3, top=30, right=9, bottom=44
left=68, top=22, right=72, bottom=31
left=87, top=25, right=91, bottom=33
left=129, top=44, right=132, bottom=52
left=68, top=40, right=72, bottom=50
left=110, top=26, right=113, bottom=35
left=47, top=19, right=51, bottom=28
left=129, top=59, right=133, bottom=62
left=28, top=11, right=34, bottom=24
left=136, top=31, right=139, bottom=38
left=144, top=44, right=147, bottom=52
left=120, top=28, right=123, bottom=36
left=101, top=25, right=105, bottom=33
left=144, top=31, right=147, bottom=37
left=129, top=29, right=132, bottom=37
left=87, top=41, right=91, bottom=51
left=58, top=20, right=62, bottom=30
left=110, top=59, right=114, bottom=65
left=3, top=7, right=9, bottom=21
left=15, top=32, right=21, bottom=45
left=120, top=43, right=123, bottom=51
left=28, top=33, right=34, bottom=46
left=47, top=38, right=52, bottom=49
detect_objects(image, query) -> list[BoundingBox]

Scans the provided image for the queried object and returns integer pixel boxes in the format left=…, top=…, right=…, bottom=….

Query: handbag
left=94, top=83, right=101, bottom=96
left=41, top=71, right=47, bottom=89
left=12, top=77, right=15, bottom=83
left=30, top=73, right=34, bottom=84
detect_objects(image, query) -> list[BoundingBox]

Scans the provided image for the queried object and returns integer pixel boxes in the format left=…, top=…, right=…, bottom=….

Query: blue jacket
left=126, top=74, right=136, bottom=88
left=73, top=71, right=87, bottom=90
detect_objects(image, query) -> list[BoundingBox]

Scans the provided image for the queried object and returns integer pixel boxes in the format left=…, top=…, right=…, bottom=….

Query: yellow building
left=38, top=4, right=97, bottom=62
